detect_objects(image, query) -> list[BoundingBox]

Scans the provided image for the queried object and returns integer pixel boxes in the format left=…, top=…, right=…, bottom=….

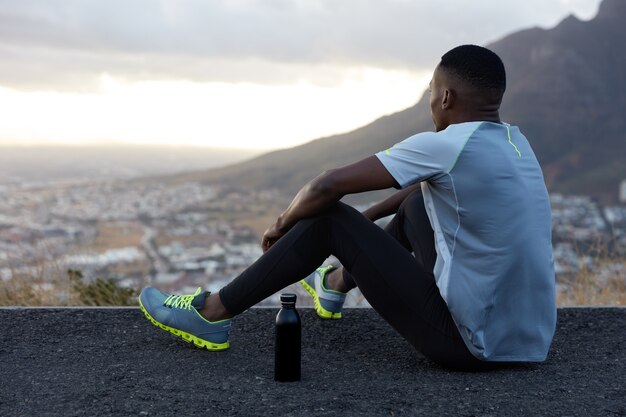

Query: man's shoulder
left=402, top=122, right=482, bottom=143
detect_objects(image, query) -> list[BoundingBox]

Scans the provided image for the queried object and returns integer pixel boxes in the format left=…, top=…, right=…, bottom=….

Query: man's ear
left=441, top=88, right=454, bottom=109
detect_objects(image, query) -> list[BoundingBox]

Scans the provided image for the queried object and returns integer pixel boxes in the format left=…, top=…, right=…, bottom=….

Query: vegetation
left=67, top=269, right=137, bottom=306
left=556, top=241, right=626, bottom=306
left=1, top=255, right=624, bottom=306
left=557, top=263, right=626, bottom=306
left=0, top=268, right=137, bottom=307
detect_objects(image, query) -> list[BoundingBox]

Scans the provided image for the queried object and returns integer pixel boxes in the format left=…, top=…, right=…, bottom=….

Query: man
left=139, top=45, right=556, bottom=371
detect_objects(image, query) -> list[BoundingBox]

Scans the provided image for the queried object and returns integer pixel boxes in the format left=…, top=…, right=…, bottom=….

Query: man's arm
left=361, top=182, right=422, bottom=221
left=262, top=156, right=397, bottom=252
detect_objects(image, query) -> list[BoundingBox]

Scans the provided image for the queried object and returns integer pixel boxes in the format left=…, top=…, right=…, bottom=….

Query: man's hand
left=261, top=221, right=285, bottom=253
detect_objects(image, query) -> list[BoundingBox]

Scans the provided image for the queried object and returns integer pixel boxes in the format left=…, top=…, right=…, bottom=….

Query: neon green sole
left=300, top=279, right=342, bottom=320
left=138, top=299, right=229, bottom=351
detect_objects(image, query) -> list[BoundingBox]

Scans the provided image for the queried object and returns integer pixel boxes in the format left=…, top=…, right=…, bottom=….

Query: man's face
left=429, top=65, right=447, bottom=132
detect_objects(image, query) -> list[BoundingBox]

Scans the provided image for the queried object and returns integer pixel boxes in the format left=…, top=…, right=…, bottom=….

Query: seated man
left=139, top=45, right=556, bottom=371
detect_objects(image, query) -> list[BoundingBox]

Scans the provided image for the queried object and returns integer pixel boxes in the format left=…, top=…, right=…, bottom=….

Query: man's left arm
left=361, top=182, right=422, bottom=221
left=262, top=155, right=397, bottom=252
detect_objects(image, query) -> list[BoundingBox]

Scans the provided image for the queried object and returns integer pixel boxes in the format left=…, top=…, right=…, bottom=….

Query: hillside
left=495, top=0, right=626, bottom=201
left=175, top=0, right=626, bottom=203
left=172, top=100, right=431, bottom=203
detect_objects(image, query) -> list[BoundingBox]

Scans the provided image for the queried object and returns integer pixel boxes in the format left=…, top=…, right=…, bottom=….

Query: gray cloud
left=0, top=0, right=602, bottom=90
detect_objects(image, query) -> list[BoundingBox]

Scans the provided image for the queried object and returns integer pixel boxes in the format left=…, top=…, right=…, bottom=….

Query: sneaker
left=300, top=265, right=346, bottom=319
left=138, top=287, right=231, bottom=351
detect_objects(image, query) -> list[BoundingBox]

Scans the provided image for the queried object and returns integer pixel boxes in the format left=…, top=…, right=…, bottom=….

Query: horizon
left=0, top=0, right=602, bottom=150
left=0, top=145, right=265, bottom=185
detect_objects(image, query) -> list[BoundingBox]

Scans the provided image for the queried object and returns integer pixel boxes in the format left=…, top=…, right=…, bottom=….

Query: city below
left=1, top=176, right=625, bottom=306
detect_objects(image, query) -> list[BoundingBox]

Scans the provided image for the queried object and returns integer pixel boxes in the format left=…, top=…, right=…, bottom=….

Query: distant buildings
left=0, top=178, right=624, bottom=306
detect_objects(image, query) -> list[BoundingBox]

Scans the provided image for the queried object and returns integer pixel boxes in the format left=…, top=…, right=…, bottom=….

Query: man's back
left=377, top=121, right=557, bottom=361
left=438, top=122, right=556, bottom=361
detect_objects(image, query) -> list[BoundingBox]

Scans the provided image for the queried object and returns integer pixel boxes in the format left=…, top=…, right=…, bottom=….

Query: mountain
left=172, top=102, right=429, bottom=203
left=175, top=0, right=626, bottom=203
left=495, top=0, right=626, bottom=201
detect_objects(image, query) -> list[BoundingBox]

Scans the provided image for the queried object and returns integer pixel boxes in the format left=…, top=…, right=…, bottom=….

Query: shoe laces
left=163, top=287, right=202, bottom=310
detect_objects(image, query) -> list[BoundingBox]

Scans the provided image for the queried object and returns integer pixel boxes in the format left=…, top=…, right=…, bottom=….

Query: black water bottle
left=274, top=293, right=301, bottom=382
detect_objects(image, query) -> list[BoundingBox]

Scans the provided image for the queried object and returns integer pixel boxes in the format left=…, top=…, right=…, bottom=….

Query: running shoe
left=300, top=265, right=346, bottom=319
left=138, top=287, right=231, bottom=351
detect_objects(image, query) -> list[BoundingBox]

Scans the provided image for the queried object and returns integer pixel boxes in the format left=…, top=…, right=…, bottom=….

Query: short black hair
left=439, top=45, right=506, bottom=100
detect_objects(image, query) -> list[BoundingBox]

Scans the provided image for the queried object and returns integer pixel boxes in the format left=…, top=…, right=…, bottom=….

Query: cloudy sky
left=0, top=0, right=602, bottom=150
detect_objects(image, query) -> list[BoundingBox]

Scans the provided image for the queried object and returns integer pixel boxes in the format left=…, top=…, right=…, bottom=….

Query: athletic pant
left=220, top=190, right=497, bottom=371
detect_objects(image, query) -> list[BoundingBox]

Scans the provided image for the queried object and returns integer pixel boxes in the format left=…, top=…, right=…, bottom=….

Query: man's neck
left=451, top=110, right=501, bottom=125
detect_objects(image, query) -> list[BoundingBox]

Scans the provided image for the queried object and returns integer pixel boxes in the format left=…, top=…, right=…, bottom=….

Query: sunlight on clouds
left=0, top=68, right=432, bottom=149
left=0, top=0, right=603, bottom=150
left=557, top=0, right=601, bottom=20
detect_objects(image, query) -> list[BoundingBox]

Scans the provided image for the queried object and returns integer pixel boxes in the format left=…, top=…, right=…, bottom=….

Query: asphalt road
left=1, top=307, right=624, bottom=417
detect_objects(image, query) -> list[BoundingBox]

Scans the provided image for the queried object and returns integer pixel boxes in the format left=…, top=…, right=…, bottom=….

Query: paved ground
left=0, top=307, right=624, bottom=417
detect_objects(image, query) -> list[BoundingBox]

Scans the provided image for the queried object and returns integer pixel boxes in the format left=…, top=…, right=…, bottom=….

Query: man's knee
left=293, top=202, right=361, bottom=230
left=324, top=201, right=363, bottom=220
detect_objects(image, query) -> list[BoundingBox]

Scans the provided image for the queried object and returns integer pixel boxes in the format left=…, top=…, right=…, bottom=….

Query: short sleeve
left=375, top=131, right=463, bottom=188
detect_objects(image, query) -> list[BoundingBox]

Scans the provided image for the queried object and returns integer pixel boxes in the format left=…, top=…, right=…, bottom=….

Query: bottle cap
left=280, top=293, right=297, bottom=304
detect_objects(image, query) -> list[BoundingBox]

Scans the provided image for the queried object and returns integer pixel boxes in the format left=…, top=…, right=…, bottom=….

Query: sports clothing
left=375, top=121, right=556, bottom=361
left=300, top=265, right=346, bottom=319
left=145, top=119, right=556, bottom=369
left=220, top=197, right=494, bottom=370
left=139, top=287, right=231, bottom=351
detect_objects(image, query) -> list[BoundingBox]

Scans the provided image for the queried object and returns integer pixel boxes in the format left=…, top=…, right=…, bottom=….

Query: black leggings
left=220, top=190, right=496, bottom=371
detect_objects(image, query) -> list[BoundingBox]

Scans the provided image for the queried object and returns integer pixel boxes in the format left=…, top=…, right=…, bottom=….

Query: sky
left=0, top=0, right=602, bottom=150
